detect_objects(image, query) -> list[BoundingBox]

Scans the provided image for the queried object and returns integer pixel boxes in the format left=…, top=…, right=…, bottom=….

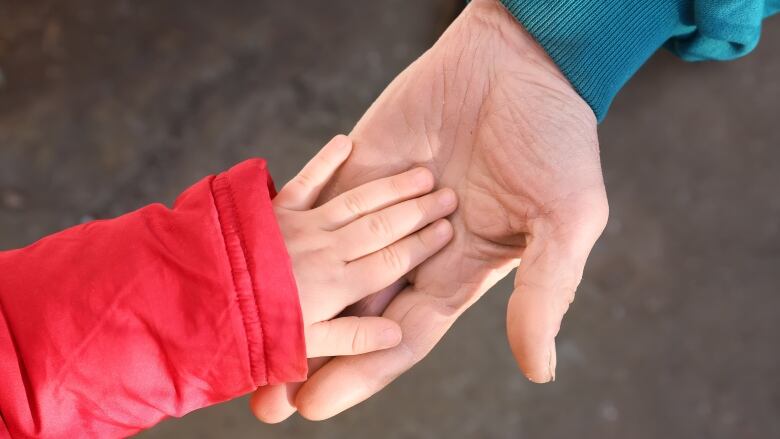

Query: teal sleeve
left=498, top=0, right=780, bottom=121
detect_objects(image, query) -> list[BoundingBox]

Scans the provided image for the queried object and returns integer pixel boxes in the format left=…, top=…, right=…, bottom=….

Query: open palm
left=252, top=0, right=608, bottom=421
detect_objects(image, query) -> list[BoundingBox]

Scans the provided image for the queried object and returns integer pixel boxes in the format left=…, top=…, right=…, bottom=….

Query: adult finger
left=294, top=251, right=518, bottom=420
left=249, top=281, right=406, bottom=423
left=274, top=135, right=352, bottom=210
left=249, top=357, right=329, bottom=424
left=506, top=199, right=608, bottom=383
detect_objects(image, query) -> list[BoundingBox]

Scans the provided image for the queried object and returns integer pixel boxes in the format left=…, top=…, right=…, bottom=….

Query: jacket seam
left=222, top=175, right=272, bottom=383
left=210, top=173, right=270, bottom=385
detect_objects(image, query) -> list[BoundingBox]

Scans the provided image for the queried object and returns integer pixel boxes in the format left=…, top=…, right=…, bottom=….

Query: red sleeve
left=0, top=159, right=307, bottom=438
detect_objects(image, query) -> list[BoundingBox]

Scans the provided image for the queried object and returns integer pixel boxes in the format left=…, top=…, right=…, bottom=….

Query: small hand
left=273, top=135, right=457, bottom=358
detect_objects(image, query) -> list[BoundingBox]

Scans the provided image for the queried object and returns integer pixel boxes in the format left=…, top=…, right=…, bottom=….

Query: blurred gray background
left=1, top=1, right=779, bottom=438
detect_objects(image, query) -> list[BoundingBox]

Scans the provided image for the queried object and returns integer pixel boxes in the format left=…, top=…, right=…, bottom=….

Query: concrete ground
left=1, top=1, right=778, bottom=438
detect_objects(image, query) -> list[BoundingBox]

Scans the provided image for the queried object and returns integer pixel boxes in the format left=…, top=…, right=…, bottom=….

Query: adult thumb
left=506, top=214, right=605, bottom=383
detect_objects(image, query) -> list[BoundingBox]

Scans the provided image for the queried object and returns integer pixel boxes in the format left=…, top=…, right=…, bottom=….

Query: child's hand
left=273, top=135, right=457, bottom=358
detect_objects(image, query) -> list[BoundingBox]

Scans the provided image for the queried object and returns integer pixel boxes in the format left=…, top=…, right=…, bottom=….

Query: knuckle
left=320, top=320, right=333, bottom=346
left=591, top=195, right=610, bottom=230
left=575, top=189, right=610, bottom=229
left=551, top=189, right=610, bottom=249
left=350, top=319, right=366, bottom=353
left=327, top=267, right=350, bottom=292
left=294, top=171, right=314, bottom=189
left=415, top=197, right=431, bottom=219
left=414, top=228, right=430, bottom=248
left=367, top=214, right=393, bottom=237
left=318, top=205, right=342, bottom=226
left=343, top=193, right=365, bottom=217
left=388, top=175, right=405, bottom=196
left=380, top=246, right=405, bottom=272
left=313, top=247, right=344, bottom=281
left=309, top=245, right=331, bottom=263
left=554, top=284, right=579, bottom=318
left=559, top=274, right=582, bottom=304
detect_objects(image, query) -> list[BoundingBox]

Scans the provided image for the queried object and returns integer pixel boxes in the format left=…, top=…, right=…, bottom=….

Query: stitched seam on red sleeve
left=210, top=174, right=270, bottom=386
left=222, top=176, right=272, bottom=383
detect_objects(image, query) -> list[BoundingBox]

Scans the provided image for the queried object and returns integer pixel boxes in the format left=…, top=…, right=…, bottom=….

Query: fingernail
left=438, top=189, right=456, bottom=207
left=549, top=342, right=557, bottom=382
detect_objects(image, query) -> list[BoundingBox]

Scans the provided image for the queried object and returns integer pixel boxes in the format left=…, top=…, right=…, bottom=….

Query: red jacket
left=0, top=159, right=307, bottom=438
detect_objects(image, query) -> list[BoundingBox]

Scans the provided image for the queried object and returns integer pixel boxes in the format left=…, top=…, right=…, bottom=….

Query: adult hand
left=252, top=0, right=608, bottom=421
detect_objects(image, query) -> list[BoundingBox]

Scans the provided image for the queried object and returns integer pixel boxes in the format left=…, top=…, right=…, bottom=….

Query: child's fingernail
left=438, top=189, right=456, bottom=207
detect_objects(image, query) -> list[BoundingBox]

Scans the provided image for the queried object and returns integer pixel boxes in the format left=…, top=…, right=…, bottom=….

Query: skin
left=253, top=0, right=609, bottom=421
left=273, top=135, right=457, bottom=358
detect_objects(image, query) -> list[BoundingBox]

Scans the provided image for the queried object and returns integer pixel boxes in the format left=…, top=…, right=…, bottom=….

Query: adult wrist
left=494, top=0, right=686, bottom=121
left=459, top=0, right=595, bottom=123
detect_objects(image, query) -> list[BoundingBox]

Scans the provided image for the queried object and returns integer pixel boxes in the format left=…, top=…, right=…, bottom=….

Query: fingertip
left=361, top=317, right=403, bottom=351
left=506, top=291, right=558, bottom=384
left=525, top=374, right=552, bottom=384
left=377, top=320, right=403, bottom=349
left=329, top=134, right=352, bottom=152
left=507, top=330, right=556, bottom=384
left=249, top=388, right=296, bottom=423
left=276, top=134, right=353, bottom=210
left=422, top=219, right=453, bottom=251
left=294, top=379, right=329, bottom=421
left=410, top=167, right=435, bottom=190
left=522, top=359, right=555, bottom=384
left=436, top=187, right=458, bottom=210
left=324, top=134, right=353, bottom=163
left=296, top=400, right=331, bottom=422
left=294, top=371, right=348, bottom=421
left=432, top=218, right=454, bottom=240
left=507, top=331, right=555, bottom=384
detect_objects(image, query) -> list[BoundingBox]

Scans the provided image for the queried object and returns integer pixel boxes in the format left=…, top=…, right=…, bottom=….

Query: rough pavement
left=1, top=1, right=778, bottom=438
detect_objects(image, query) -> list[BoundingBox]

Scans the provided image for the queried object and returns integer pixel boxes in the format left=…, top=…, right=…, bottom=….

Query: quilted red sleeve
left=0, top=159, right=307, bottom=438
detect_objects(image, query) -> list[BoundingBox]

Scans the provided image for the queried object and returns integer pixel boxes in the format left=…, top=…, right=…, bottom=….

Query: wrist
left=464, top=0, right=566, bottom=80
left=452, top=0, right=595, bottom=124
left=492, top=0, right=687, bottom=121
left=214, top=160, right=308, bottom=385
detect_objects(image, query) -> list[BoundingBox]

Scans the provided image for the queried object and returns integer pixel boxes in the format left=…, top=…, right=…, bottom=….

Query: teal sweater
left=500, top=0, right=780, bottom=121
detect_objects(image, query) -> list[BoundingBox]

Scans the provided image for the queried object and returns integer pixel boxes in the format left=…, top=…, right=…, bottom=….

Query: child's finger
left=249, top=384, right=296, bottom=424
left=249, top=357, right=330, bottom=423
left=337, top=188, right=457, bottom=261
left=317, top=167, right=434, bottom=229
left=274, top=135, right=352, bottom=210
left=305, top=317, right=402, bottom=358
left=344, top=219, right=453, bottom=298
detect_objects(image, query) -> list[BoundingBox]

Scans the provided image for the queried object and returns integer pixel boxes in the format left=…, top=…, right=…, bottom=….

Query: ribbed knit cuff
left=499, top=0, right=686, bottom=121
